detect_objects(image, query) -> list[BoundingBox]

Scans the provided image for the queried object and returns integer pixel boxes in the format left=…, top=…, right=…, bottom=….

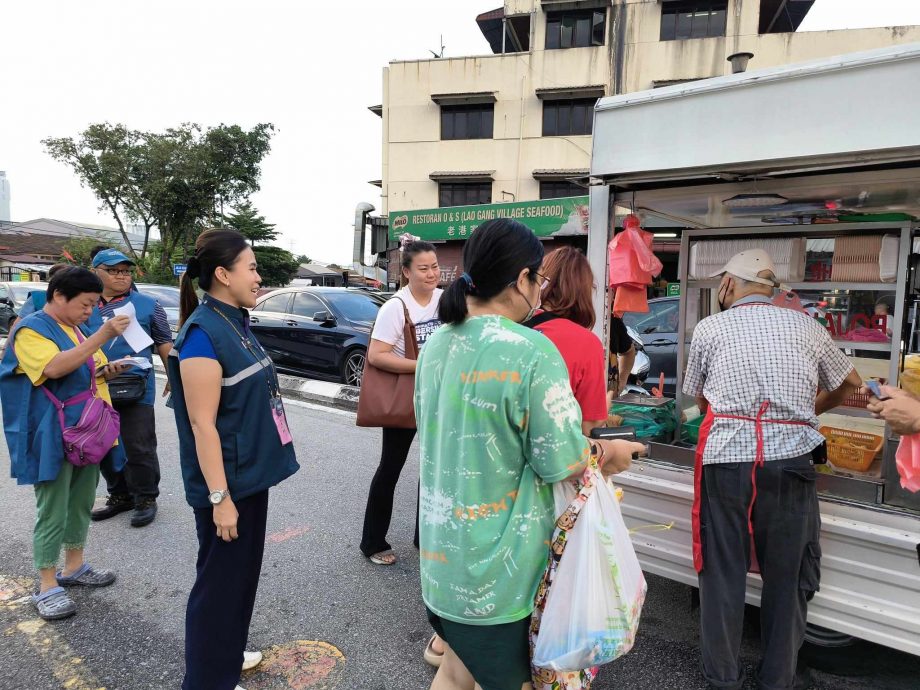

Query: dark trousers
left=699, top=454, right=821, bottom=690
left=183, top=490, right=269, bottom=690
left=102, top=401, right=161, bottom=500
left=360, top=427, right=419, bottom=557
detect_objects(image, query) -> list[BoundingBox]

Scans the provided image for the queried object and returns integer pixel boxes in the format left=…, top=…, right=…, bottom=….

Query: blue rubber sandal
left=32, top=587, right=77, bottom=621
left=56, top=563, right=116, bottom=587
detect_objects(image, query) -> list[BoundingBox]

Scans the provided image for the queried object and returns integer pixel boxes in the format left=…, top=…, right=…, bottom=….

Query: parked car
left=135, top=284, right=181, bottom=336
left=0, top=282, right=47, bottom=334
left=621, top=296, right=680, bottom=396
left=249, top=287, right=387, bottom=386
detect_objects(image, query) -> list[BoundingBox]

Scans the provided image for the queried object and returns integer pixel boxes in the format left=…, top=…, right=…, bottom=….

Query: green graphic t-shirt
left=415, top=315, right=591, bottom=625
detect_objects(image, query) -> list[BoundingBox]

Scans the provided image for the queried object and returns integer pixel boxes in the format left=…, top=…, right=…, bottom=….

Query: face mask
left=717, top=280, right=731, bottom=312
left=516, top=285, right=539, bottom=323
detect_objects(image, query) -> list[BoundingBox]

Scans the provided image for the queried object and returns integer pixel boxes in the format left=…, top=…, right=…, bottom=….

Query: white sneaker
left=242, top=650, right=263, bottom=672
left=235, top=686, right=247, bottom=690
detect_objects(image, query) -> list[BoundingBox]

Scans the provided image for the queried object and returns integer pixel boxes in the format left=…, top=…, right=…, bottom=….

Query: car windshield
left=138, top=286, right=180, bottom=308
left=9, top=285, right=40, bottom=304
left=328, top=293, right=381, bottom=323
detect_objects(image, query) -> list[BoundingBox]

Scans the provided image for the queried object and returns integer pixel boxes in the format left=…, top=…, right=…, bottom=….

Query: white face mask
left=516, top=284, right=541, bottom=323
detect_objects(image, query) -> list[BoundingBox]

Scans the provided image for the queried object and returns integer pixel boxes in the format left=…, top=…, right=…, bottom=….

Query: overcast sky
left=2, top=0, right=919, bottom=264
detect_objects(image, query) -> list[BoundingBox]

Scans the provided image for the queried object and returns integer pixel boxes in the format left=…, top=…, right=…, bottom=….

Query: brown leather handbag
left=356, top=298, right=418, bottom=429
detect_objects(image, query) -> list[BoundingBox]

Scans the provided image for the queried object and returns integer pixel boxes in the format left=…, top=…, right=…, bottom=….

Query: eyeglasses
left=99, top=267, right=134, bottom=277
left=535, top=272, right=550, bottom=291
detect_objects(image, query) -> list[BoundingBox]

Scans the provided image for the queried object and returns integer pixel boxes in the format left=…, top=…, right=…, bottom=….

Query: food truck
left=586, top=43, right=920, bottom=656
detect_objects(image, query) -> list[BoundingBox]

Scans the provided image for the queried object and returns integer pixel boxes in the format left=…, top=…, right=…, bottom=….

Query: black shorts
left=427, top=608, right=531, bottom=690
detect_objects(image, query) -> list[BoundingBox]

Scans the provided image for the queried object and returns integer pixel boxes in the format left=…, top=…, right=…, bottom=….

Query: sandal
left=242, top=650, right=263, bottom=671
left=369, top=550, right=397, bottom=566
left=423, top=634, right=444, bottom=668
left=56, top=562, right=116, bottom=587
left=32, top=586, right=77, bottom=621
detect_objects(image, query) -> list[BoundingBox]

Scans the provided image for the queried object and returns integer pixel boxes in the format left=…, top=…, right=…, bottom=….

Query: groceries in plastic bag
left=895, top=435, right=920, bottom=493
left=531, top=465, right=647, bottom=672
left=609, top=399, right=677, bottom=440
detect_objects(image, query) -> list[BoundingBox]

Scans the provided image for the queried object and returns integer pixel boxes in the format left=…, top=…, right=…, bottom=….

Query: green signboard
left=666, top=283, right=681, bottom=297
left=389, top=196, right=589, bottom=242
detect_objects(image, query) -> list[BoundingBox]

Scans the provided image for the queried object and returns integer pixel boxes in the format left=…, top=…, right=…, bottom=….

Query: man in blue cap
left=87, top=249, right=173, bottom=527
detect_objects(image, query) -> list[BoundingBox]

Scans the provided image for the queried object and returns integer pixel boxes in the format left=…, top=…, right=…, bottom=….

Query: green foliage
left=223, top=201, right=277, bottom=246
left=43, top=122, right=275, bottom=268
left=61, top=234, right=113, bottom=267
left=253, top=246, right=299, bottom=288
left=295, top=254, right=312, bottom=265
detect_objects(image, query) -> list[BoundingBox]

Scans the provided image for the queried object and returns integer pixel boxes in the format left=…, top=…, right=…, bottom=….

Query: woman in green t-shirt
left=415, top=219, right=644, bottom=690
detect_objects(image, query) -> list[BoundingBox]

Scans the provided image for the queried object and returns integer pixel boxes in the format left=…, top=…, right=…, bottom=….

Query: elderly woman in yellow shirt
left=0, top=267, right=129, bottom=621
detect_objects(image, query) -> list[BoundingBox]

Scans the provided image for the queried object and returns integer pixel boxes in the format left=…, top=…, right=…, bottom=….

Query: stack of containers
left=831, top=235, right=883, bottom=282
left=688, top=238, right=806, bottom=282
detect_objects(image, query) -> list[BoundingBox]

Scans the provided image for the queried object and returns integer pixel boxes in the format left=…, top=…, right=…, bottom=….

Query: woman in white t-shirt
left=360, top=240, right=443, bottom=569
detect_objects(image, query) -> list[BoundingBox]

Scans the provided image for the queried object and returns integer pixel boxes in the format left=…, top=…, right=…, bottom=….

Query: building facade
left=371, top=0, right=920, bottom=285
left=0, top=172, right=10, bottom=223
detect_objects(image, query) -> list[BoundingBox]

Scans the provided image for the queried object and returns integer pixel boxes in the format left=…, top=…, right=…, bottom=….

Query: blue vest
left=18, top=291, right=45, bottom=319
left=0, top=311, right=126, bottom=485
left=167, top=295, right=299, bottom=509
left=86, top=292, right=159, bottom=406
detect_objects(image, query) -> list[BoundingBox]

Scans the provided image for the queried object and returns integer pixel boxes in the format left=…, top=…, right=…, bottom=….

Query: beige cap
left=710, top=249, right=778, bottom=287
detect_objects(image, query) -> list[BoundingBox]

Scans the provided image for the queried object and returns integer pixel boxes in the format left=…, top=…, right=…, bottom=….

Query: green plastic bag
left=609, top=400, right=677, bottom=440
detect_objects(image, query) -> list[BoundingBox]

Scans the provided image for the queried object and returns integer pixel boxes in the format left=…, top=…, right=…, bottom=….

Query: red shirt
left=534, top=315, right=608, bottom=423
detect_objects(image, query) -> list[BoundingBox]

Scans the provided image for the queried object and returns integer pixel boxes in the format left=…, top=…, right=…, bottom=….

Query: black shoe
left=91, top=494, right=133, bottom=521
left=131, top=498, right=158, bottom=528
left=794, top=665, right=814, bottom=690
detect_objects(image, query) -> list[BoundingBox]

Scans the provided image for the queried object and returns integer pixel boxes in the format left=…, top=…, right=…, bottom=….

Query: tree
left=223, top=201, right=277, bottom=246
left=295, top=254, right=312, bottom=265
left=43, top=122, right=275, bottom=268
left=253, top=246, right=299, bottom=288
left=61, top=234, right=113, bottom=267
left=43, top=124, right=145, bottom=258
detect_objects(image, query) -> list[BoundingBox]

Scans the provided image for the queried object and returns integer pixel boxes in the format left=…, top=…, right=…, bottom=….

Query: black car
left=622, top=296, right=680, bottom=396
left=135, top=284, right=181, bottom=337
left=249, top=287, right=387, bottom=386
left=0, top=282, right=47, bottom=333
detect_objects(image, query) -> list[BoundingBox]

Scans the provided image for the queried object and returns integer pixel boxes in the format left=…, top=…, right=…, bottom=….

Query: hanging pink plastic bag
left=895, top=435, right=920, bottom=492
left=607, top=215, right=662, bottom=288
left=613, top=285, right=649, bottom=314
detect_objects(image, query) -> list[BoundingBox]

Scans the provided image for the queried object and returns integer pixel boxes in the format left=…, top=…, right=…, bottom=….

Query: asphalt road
left=0, top=380, right=918, bottom=690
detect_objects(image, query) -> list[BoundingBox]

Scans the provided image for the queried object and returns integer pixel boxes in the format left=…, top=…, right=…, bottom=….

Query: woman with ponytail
left=169, top=229, right=300, bottom=690
left=415, top=219, right=644, bottom=690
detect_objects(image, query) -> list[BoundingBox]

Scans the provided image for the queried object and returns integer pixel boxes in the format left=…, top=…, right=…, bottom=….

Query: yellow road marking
left=7, top=618, right=107, bottom=690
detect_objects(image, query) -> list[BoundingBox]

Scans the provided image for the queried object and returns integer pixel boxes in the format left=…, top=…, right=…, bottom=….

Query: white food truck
left=586, top=43, right=920, bottom=656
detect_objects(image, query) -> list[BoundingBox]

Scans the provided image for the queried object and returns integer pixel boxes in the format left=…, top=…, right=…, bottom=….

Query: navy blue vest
left=0, top=311, right=126, bottom=484
left=167, top=295, right=299, bottom=509
left=86, top=292, right=159, bottom=406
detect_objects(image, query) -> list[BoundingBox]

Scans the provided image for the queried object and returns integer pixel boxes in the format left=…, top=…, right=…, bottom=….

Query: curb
left=152, top=359, right=359, bottom=413
left=0, top=337, right=360, bottom=414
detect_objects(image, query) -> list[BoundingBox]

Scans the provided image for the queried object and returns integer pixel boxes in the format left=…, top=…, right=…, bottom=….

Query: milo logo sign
left=392, top=215, right=409, bottom=232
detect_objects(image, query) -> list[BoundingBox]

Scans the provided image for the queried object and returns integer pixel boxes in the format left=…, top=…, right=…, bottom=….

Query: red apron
left=691, top=400, right=811, bottom=574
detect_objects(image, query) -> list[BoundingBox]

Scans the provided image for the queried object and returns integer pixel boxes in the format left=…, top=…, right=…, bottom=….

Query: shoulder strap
left=524, top=311, right=563, bottom=329
left=393, top=297, right=419, bottom=360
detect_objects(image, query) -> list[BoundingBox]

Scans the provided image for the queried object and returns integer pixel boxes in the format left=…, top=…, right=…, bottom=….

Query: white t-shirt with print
left=371, top=287, right=443, bottom=358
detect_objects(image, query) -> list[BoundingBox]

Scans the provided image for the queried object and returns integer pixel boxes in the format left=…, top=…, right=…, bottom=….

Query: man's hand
left=213, top=499, right=239, bottom=542
left=866, top=386, right=920, bottom=436
left=101, top=315, right=131, bottom=340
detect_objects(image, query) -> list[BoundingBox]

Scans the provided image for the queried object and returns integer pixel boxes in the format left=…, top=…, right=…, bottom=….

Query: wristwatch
left=208, top=489, right=230, bottom=505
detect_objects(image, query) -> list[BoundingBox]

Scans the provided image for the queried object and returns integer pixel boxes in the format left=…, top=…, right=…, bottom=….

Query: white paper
left=111, top=301, right=154, bottom=353
left=95, top=356, right=152, bottom=376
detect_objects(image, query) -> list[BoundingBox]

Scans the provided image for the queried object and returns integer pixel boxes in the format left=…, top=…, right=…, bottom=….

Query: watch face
left=209, top=492, right=221, bottom=505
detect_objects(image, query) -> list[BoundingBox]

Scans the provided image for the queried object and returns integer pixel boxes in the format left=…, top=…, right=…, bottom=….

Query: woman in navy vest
left=0, top=267, right=130, bottom=621
left=169, top=229, right=299, bottom=690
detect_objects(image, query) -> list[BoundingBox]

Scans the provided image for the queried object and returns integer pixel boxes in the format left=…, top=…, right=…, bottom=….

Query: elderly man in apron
left=683, top=249, right=862, bottom=690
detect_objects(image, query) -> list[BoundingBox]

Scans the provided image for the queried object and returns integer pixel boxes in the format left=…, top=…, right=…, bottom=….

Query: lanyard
left=208, top=304, right=281, bottom=399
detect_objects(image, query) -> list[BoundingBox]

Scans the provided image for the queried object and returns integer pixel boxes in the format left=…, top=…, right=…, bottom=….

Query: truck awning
left=591, top=44, right=920, bottom=188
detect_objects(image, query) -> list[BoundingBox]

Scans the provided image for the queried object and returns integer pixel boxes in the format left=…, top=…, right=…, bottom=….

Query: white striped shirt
left=683, top=295, right=854, bottom=464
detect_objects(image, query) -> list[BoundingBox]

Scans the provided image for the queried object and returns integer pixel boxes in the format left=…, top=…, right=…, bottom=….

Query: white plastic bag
left=531, top=469, right=647, bottom=671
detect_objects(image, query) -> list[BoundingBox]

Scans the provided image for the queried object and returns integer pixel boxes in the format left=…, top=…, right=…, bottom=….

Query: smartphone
left=866, top=380, right=890, bottom=400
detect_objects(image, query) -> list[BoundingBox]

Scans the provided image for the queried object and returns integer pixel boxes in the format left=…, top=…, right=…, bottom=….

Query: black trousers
left=183, top=490, right=268, bottom=690
left=103, top=401, right=161, bottom=500
left=360, top=427, right=419, bottom=557
left=698, top=454, right=822, bottom=690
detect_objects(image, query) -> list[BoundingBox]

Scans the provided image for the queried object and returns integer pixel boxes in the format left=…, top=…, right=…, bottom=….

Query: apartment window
left=439, top=182, right=492, bottom=207
left=441, top=104, right=494, bottom=140
left=539, top=181, right=585, bottom=200
left=545, top=9, right=606, bottom=49
left=543, top=98, right=595, bottom=136
left=660, top=1, right=727, bottom=41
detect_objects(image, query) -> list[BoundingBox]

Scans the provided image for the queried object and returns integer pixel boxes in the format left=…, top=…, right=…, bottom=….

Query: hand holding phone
left=865, top=380, right=890, bottom=401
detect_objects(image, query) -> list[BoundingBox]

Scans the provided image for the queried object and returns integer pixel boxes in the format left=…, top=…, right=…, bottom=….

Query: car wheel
left=342, top=348, right=366, bottom=387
